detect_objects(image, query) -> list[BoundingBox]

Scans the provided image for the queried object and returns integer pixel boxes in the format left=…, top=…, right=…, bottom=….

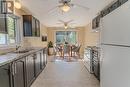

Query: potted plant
left=48, top=41, right=54, bottom=55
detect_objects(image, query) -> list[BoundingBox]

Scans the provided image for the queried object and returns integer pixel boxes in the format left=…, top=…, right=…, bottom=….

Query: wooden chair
left=63, top=45, right=71, bottom=60
left=53, top=46, right=62, bottom=57
left=72, top=45, right=81, bottom=58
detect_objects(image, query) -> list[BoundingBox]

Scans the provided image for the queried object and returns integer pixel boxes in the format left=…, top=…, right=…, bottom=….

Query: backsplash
left=0, top=48, right=16, bottom=55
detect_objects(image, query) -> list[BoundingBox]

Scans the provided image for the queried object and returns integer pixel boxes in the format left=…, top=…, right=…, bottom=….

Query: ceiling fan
left=47, top=0, right=89, bottom=13
left=57, top=20, right=76, bottom=29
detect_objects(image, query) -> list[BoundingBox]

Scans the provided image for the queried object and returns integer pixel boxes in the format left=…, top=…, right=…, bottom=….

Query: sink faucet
left=16, top=45, right=21, bottom=50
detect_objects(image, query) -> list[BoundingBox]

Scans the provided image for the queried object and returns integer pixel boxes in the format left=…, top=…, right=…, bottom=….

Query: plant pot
left=48, top=47, right=54, bottom=55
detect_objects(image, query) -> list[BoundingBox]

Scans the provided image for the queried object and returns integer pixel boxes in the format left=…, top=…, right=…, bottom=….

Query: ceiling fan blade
left=74, top=4, right=89, bottom=10
left=59, top=0, right=64, bottom=3
left=46, top=6, right=58, bottom=14
left=56, top=23, right=63, bottom=25
left=58, top=20, right=65, bottom=23
left=68, top=3, right=74, bottom=7
left=70, top=22, right=76, bottom=24
left=67, top=20, right=74, bottom=23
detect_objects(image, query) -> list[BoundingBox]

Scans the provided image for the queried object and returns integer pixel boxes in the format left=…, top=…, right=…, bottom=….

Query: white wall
left=23, top=24, right=48, bottom=48
left=84, top=23, right=100, bottom=47
left=47, top=27, right=85, bottom=55
left=15, top=9, right=48, bottom=48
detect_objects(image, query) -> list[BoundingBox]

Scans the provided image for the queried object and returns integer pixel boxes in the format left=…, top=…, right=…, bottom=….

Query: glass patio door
left=56, top=31, right=77, bottom=44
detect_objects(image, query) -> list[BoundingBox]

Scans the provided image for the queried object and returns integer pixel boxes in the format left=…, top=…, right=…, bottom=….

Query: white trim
left=0, top=14, right=21, bottom=47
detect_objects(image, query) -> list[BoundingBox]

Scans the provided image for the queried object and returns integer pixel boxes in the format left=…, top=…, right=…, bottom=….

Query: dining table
left=58, top=44, right=75, bottom=57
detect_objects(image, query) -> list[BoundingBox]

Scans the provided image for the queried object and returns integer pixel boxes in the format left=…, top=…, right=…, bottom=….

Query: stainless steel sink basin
left=13, top=49, right=34, bottom=53
left=13, top=50, right=30, bottom=53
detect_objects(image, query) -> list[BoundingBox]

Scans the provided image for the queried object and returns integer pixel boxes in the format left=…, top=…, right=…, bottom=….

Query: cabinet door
left=35, top=52, right=41, bottom=76
left=35, top=19, right=40, bottom=37
left=0, top=14, right=7, bottom=33
left=26, top=55, right=35, bottom=87
left=32, top=17, right=36, bottom=36
left=13, top=58, right=25, bottom=87
left=93, top=61, right=100, bottom=80
left=40, top=51, right=45, bottom=69
left=0, top=64, right=11, bottom=87
left=23, top=15, right=40, bottom=37
left=44, top=48, right=48, bottom=65
left=23, top=15, right=32, bottom=36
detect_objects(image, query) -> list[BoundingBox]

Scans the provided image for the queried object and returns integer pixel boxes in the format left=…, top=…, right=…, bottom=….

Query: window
left=56, top=31, right=77, bottom=44
left=7, top=16, right=15, bottom=44
left=0, top=15, right=21, bottom=46
left=0, top=34, right=6, bottom=44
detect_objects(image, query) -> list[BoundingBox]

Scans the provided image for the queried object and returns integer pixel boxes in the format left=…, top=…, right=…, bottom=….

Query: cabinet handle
left=2, top=68, right=9, bottom=71
left=14, top=63, right=17, bottom=74
left=12, top=63, right=15, bottom=76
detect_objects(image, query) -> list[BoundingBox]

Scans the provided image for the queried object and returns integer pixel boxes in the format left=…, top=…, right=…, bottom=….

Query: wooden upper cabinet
left=92, top=15, right=101, bottom=29
left=35, top=19, right=40, bottom=37
left=0, top=14, right=7, bottom=34
left=23, top=15, right=40, bottom=37
left=32, top=17, right=36, bottom=36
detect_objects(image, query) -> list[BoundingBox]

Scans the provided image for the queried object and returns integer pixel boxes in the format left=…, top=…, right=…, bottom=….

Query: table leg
left=70, top=47, right=72, bottom=57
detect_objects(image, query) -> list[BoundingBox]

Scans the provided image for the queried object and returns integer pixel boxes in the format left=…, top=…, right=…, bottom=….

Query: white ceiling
left=21, top=0, right=114, bottom=27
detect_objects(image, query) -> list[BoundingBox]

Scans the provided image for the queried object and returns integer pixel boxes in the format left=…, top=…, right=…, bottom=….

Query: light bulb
left=7, top=2, right=12, bottom=8
left=61, top=4, right=70, bottom=12
left=64, top=26, right=68, bottom=29
left=14, top=2, right=21, bottom=9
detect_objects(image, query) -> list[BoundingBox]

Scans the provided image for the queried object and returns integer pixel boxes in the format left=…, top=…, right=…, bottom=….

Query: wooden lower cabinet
left=43, top=48, right=48, bottom=65
left=35, top=52, right=41, bottom=77
left=40, top=51, right=45, bottom=69
left=0, top=64, right=12, bottom=87
left=26, top=54, right=35, bottom=87
left=13, top=58, right=26, bottom=87
left=0, top=49, right=47, bottom=87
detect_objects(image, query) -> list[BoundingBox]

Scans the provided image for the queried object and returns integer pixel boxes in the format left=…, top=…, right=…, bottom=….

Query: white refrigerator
left=100, top=1, right=130, bottom=87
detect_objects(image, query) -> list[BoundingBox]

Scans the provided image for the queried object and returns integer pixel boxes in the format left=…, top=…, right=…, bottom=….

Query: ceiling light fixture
left=60, top=4, right=70, bottom=12
left=64, top=25, right=68, bottom=29
left=14, top=0, right=21, bottom=9
left=64, top=23, right=68, bottom=29
left=1, top=1, right=14, bottom=14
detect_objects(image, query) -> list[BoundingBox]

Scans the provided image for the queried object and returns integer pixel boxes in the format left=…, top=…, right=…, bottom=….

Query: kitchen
left=0, top=0, right=130, bottom=87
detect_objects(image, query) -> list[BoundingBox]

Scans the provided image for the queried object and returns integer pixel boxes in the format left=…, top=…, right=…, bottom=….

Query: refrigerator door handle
left=101, top=43, right=130, bottom=48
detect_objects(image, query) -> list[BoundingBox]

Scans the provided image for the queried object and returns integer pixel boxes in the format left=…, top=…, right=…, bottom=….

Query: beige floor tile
left=31, top=60, right=100, bottom=87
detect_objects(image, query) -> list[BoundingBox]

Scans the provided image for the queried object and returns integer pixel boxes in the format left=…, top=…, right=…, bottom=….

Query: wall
left=23, top=24, right=48, bottom=47
left=0, top=8, right=26, bottom=54
left=47, top=27, right=85, bottom=55
left=0, top=7, right=99, bottom=55
left=0, top=8, right=48, bottom=54
left=15, top=8, right=48, bottom=48
left=83, top=23, right=100, bottom=48
left=47, top=25, right=100, bottom=56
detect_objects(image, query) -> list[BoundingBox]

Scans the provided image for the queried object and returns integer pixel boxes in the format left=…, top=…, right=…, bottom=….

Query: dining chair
left=63, top=45, right=71, bottom=59
left=53, top=45, right=62, bottom=57
left=72, top=45, right=81, bottom=58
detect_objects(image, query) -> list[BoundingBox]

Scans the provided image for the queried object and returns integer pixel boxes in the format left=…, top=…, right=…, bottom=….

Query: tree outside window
left=56, top=31, right=77, bottom=45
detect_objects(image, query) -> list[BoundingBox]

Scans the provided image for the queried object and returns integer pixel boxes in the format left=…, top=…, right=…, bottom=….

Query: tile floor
left=31, top=57, right=100, bottom=87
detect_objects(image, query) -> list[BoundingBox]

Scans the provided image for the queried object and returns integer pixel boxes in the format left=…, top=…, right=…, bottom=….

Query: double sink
left=13, top=48, right=34, bottom=53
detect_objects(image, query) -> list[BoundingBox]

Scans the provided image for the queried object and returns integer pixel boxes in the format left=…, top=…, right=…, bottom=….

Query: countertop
left=0, top=47, right=46, bottom=67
